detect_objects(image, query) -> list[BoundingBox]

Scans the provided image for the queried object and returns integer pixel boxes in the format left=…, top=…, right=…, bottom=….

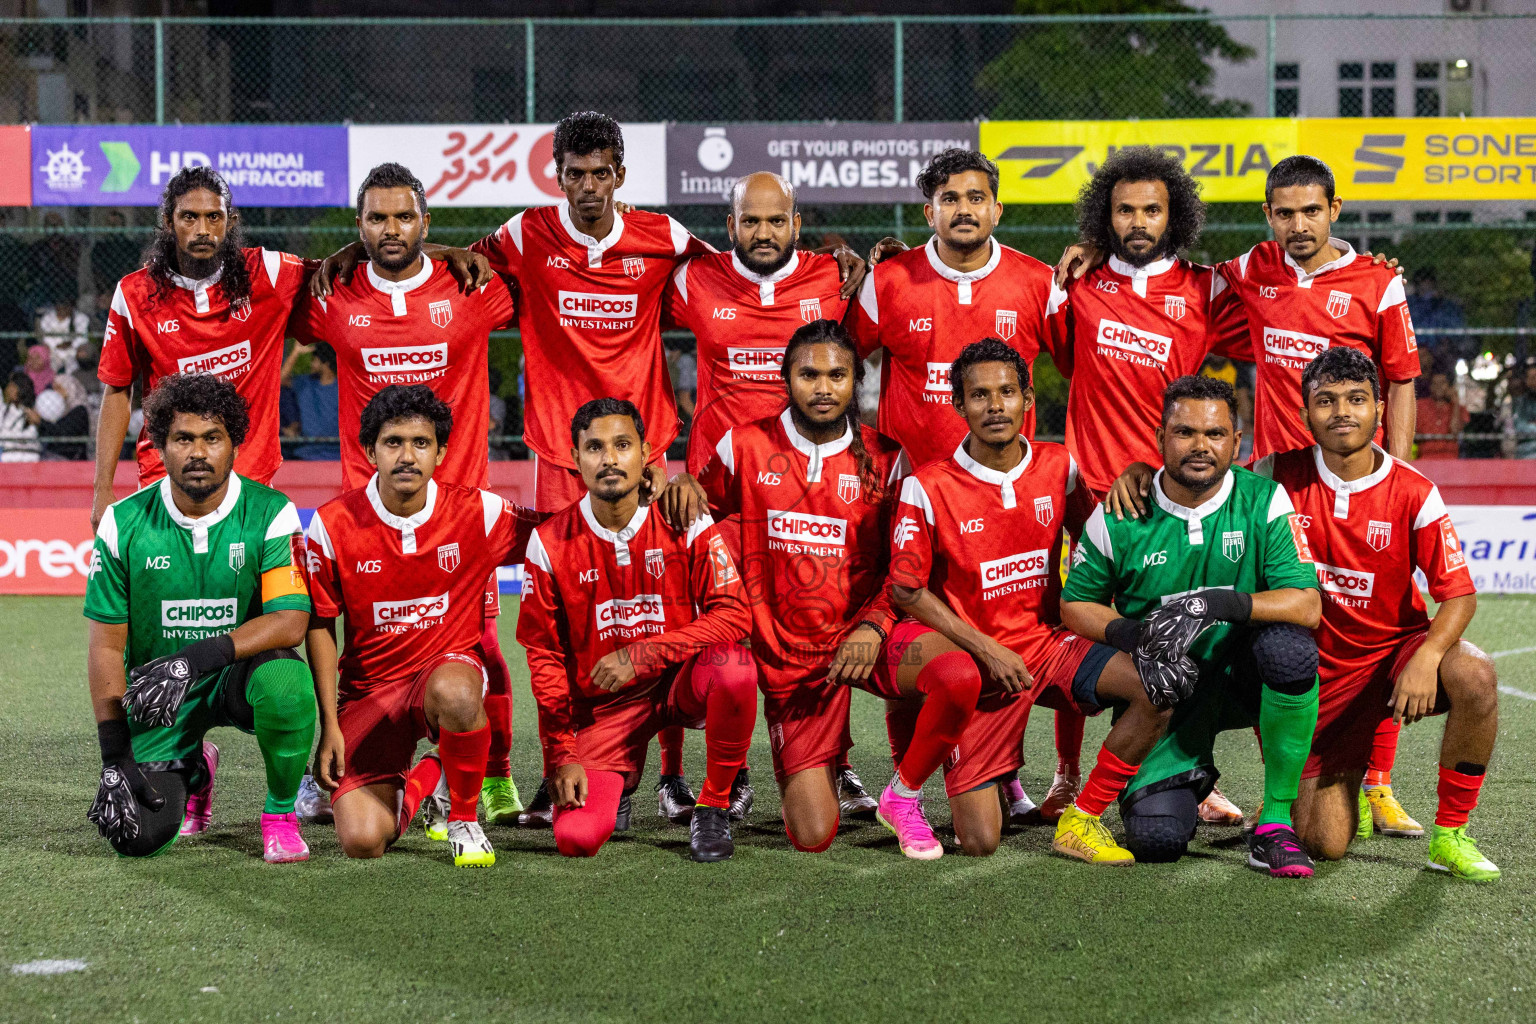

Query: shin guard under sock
left=1435, top=763, right=1486, bottom=828
left=659, top=724, right=686, bottom=777
left=895, top=651, right=981, bottom=792
left=1256, top=681, right=1320, bottom=827
left=1076, top=746, right=1138, bottom=817
left=480, top=618, right=514, bottom=779
left=696, top=658, right=758, bottom=809
left=399, top=757, right=443, bottom=837
left=1364, top=717, right=1400, bottom=789
left=1054, top=707, right=1085, bottom=776
left=246, top=657, right=317, bottom=815
left=439, top=726, right=491, bottom=822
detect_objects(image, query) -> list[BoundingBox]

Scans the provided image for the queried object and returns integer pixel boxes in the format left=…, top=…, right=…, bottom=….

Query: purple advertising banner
left=32, top=125, right=350, bottom=206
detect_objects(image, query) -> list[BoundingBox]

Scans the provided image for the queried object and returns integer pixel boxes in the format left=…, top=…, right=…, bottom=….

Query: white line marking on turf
left=10, top=960, right=87, bottom=976
left=1492, top=645, right=1536, bottom=660
left=1499, top=685, right=1536, bottom=702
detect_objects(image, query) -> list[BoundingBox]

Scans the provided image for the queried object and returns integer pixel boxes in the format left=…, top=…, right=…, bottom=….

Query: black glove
left=123, top=634, right=236, bottom=729
left=1133, top=649, right=1201, bottom=709
left=1137, top=589, right=1253, bottom=664
left=86, top=719, right=164, bottom=845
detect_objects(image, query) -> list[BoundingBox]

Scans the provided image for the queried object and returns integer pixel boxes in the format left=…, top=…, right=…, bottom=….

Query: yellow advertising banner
left=980, top=118, right=1536, bottom=203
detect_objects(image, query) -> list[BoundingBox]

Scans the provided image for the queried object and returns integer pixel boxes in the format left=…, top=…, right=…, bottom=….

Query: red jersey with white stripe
left=1047, top=255, right=1249, bottom=496
left=1255, top=445, right=1474, bottom=670
left=665, top=250, right=850, bottom=473
left=887, top=439, right=1095, bottom=661
left=517, top=497, right=750, bottom=767
left=846, top=238, right=1057, bottom=468
left=304, top=478, right=539, bottom=694
left=98, top=247, right=309, bottom=485
left=289, top=259, right=517, bottom=490
left=1218, top=240, right=1420, bottom=460
left=470, top=206, right=713, bottom=468
left=696, top=410, right=908, bottom=695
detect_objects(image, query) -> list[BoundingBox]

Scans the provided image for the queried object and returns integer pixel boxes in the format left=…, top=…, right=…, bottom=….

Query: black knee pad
left=1250, top=623, right=1318, bottom=696
left=108, top=770, right=189, bottom=858
left=221, top=647, right=304, bottom=730
left=1121, top=784, right=1201, bottom=863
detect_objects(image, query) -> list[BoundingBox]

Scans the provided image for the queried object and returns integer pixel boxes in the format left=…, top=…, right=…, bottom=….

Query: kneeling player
left=1074, top=375, right=1324, bottom=878
left=519, top=399, right=758, bottom=862
left=1255, top=349, right=1500, bottom=880
left=304, top=385, right=540, bottom=867
left=884, top=339, right=1174, bottom=861
left=84, top=373, right=315, bottom=863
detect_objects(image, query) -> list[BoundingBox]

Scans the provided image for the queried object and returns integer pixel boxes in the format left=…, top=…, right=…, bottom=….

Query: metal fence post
left=1265, top=15, right=1276, bottom=118
left=892, top=17, right=904, bottom=123
left=154, top=19, right=165, bottom=125
left=525, top=19, right=536, bottom=123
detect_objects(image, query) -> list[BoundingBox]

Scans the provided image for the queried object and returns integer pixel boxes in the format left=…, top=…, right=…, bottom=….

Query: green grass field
left=3, top=594, right=1535, bottom=1024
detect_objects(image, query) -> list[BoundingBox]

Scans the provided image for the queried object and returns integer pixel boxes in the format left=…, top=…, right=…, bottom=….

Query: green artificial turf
left=2, top=594, right=1533, bottom=1024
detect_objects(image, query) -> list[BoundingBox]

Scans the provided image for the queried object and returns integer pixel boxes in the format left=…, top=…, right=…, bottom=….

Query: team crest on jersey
left=1034, top=494, right=1054, bottom=526
left=1326, top=289, right=1352, bottom=319
left=838, top=473, right=861, bottom=505
left=645, top=548, right=665, bottom=579
left=229, top=299, right=251, bottom=323
left=1222, top=530, right=1245, bottom=562
left=1165, top=295, right=1186, bottom=321
left=995, top=308, right=1018, bottom=340
left=708, top=534, right=739, bottom=587
left=800, top=297, right=822, bottom=323
left=623, top=256, right=646, bottom=280
left=1441, top=518, right=1466, bottom=572
left=429, top=299, right=453, bottom=329
left=227, top=542, right=246, bottom=571
left=437, top=542, right=460, bottom=573
left=1367, top=520, right=1392, bottom=552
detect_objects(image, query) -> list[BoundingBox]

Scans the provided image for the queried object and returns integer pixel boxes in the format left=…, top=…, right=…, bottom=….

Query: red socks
left=1054, top=708, right=1085, bottom=777
left=553, top=769, right=625, bottom=857
left=399, top=756, right=443, bottom=838
left=439, top=726, right=491, bottom=822
left=695, top=657, right=758, bottom=809
left=1435, top=764, right=1485, bottom=828
left=884, top=699, right=919, bottom=770
left=659, top=724, right=686, bottom=777
left=1076, top=746, right=1139, bottom=817
left=480, top=619, right=513, bottom=779
left=1364, top=717, right=1400, bottom=788
left=896, top=651, right=981, bottom=792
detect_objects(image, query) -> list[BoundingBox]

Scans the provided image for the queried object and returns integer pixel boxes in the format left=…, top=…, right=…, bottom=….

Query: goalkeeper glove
left=86, top=719, right=164, bottom=845
left=1137, top=589, right=1252, bottom=664
left=123, top=634, right=236, bottom=729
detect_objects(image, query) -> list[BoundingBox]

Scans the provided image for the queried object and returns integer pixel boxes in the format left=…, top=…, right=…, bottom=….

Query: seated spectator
left=1416, top=369, right=1468, bottom=459
left=1511, top=362, right=1536, bottom=460
left=488, top=365, right=510, bottom=461
left=37, top=294, right=90, bottom=375
left=1406, top=266, right=1468, bottom=364
left=23, top=344, right=54, bottom=396
left=280, top=341, right=340, bottom=461
left=0, top=370, right=42, bottom=462
left=34, top=374, right=90, bottom=460
left=666, top=338, right=697, bottom=423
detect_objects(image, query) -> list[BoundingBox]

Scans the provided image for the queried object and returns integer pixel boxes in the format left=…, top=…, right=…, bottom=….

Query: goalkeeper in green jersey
left=83, top=373, right=317, bottom=863
left=1060, top=375, right=1324, bottom=878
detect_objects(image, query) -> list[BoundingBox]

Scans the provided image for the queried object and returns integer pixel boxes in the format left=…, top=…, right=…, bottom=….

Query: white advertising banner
left=346, top=123, right=668, bottom=208
left=1446, top=505, right=1536, bottom=594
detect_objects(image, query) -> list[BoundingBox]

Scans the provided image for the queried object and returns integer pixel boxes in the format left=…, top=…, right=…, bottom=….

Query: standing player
left=885, top=339, right=1173, bottom=862
left=517, top=399, right=758, bottom=862
left=304, top=386, right=541, bottom=867
left=664, top=172, right=877, bottom=818
left=84, top=373, right=315, bottom=863
left=1064, top=376, right=1324, bottom=878
left=289, top=163, right=525, bottom=824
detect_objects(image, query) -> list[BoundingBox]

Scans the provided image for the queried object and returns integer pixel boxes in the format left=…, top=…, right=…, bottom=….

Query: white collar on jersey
left=953, top=436, right=1032, bottom=509
left=731, top=248, right=802, bottom=306
left=1284, top=237, right=1357, bottom=288
left=778, top=407, right=852, bottom=483
left=1311, top=442, right=1393, bottom=519
left=365, top=258, right=434, bottom=317
left=366, top=474, right=438, bottom=554
left=167, top=265, right=225, bottom=315
left=558, top=203, right=626, bottom=269
left=579, top=492, right=648, bottom=566
left=158, top=473, right=242, bottom=555
left=1151, top=467, right=1235, bottom=545
left=924, top=236, right=1001, bottom=305
left=1107, top=254, right=1177, bottom=298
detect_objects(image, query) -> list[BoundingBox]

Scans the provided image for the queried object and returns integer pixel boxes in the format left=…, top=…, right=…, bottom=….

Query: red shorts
left=1305, top=628, right=1441, bottom=780
left=531, top=452, right=668, bottom=514
left=333, top=651, right=487, bottom=799
left=764, top=681, right=853, bottom=785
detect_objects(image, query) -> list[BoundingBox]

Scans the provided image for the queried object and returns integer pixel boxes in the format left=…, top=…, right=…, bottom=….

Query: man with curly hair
left=83, top=373, right=317, bottom=863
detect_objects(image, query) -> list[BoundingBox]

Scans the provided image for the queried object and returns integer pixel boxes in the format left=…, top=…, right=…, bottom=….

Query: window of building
left=1446, top=211, right=1473, bottom=224
left=1414, top=61, right=1442, bottom=116
left=1338, top=61, right=1364, bottom=117
left=1370, top=61, right=1396, bottom=117
left=1414, top=210, right=1442, bottom=225
left=1413, top=60, right=1474, bottom=118
left=1274, top=62, right=1299, bottom=117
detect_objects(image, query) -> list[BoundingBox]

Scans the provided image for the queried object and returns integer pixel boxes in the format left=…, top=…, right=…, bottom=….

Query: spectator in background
left=0, top=209, right=29, bottom=379
left=279, top=341, right=340, bottom=461
left=1406, top=266, right=1467, bottom=364
left=34, top=373, right=89, bottom=460
left=36, top=291, right=90, bottom=375
left=0, top=370, right=41, bottom=462
left=1415, top=345, right=1438, bottom=399
left=1416, top=368, right=1468, bottom=459
left=70, top=342, right=104, bottom=447
left=23, top=344, right=54, bottom=396
left=666, top=337, right=697, bottom=423
left=1510, top=361, right=1536, bottom=460
left=488, top=365, right=510, bottom=460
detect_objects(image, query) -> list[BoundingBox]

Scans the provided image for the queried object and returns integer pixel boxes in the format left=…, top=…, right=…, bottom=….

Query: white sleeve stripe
left=479, top=489, right=503, bottom=538
left=1046, top=280, right=1069, bottom=316
left=1210, top=271, right=1228, bottom=301
left=1414, top=486, right=1450, bottom=531
left=1084, top=506, right=1112, bottom=560
left=1251, top=454, right=1275, bottom=480
left=506, top=211, right=525, bottom=254
left=1377, top=274, right=1407, bottom=313
left=108, top=282, right=132, bottom=329
left=672, top=261, right=690, bottom=305
left=715, top=430, right=735, bottom=475
left=262, top=248, right=282, bottom=288
left=97, top=505, right=120, bottom=559
left=685, top=513, right=717, bottom=547
left=887, top=449, right=911, bottom=486
left=1066, top=454, right=1079, bottom=495
left=1266, top=485, right=1296, bottom=522
left=858, top=272, right=879, bottom=325
left=1237, top=249, right=1252, bottom=278
left=899, top=476, right=935, bottom=526
left=265, top=502, right=302, bottom=541
left=306, top=510, right=334, bottom=559
left=525, top=528, right=551, bottom=573
left=668, top=216, right=691, bottom=257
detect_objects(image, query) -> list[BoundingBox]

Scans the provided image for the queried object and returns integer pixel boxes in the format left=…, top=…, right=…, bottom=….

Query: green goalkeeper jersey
left=1062, top=465, right=1318, bottom=663
left=84, top=474, right=311, bottom=671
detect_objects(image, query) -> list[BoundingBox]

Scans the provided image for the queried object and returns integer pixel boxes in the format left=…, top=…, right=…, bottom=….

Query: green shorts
left=126, top=651, right=294, bottom=766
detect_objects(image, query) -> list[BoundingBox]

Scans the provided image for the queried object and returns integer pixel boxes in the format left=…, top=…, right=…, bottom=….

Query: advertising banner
left=31, top=125, right=350, bottom=206
left=667, top=122, right=977, bottom=204
left=1446, top=506, right=1536, bottom=595
left=347, top=123, right=668, bottom=207
left=1297, top=118, right=1536, bottom=202
left=0, top=126, right=30, bottom=206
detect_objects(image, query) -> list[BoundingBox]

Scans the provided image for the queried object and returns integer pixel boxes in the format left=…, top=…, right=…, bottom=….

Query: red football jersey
left=99, top=248, right=309, bottom=485
left=665, top=249, right=850, bottom=473
left=1218, top=240, right=1420, bottom=460
left=845, top=238, right=1057, bottom=468
left=470, top=206, right=713, bottom=468
left=888, top=439, right=1094, bottom=662
left=517, top=497, right=750, bottom=767
left=289, top=259, right=517, bottom=490
left=1048, top=255, right=1250, bottom=497
left=305, top=477, right=539, bottom=692
left=696, top=410, right=909, bottom=695
left=1256, top=445, right=1475, bottom=671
